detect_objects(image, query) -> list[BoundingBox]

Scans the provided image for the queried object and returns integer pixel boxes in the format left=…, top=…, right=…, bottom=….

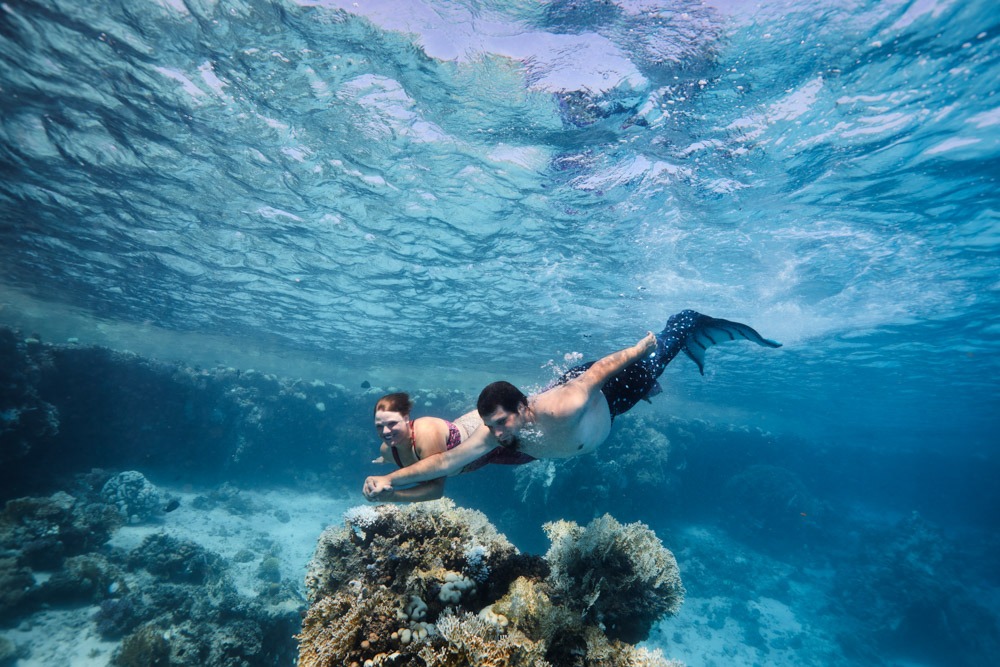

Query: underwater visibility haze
left=1, top=0, right=999, bottom=666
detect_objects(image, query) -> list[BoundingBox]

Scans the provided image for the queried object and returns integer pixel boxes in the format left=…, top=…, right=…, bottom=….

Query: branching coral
left=493, top=576, right=681, bottom=667
left=419, top=610, right=551, bottom=667
left=298, top=587, right=401, bottom=667
left=543, top=514, right=685, bottom=643
left=579, top=625, right=685, bottom=667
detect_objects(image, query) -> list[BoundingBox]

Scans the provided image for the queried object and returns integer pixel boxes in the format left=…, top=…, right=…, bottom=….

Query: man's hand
left=363, top=475, right=394, bottom=501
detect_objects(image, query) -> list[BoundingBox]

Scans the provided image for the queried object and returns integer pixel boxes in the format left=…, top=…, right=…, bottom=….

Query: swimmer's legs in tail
left=601, top=309, right=781, bottom=417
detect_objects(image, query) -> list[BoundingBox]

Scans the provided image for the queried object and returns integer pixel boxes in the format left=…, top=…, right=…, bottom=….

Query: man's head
left=477, top=381, right=529, bottom=447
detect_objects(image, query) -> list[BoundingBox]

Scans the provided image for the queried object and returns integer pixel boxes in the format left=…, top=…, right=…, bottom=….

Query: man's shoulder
left=533, top=383, right=589, bottom=418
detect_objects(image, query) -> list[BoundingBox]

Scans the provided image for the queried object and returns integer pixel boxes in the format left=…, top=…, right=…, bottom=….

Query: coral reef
left=0, top=486, right=128, bottom=623
left=298, top=500, right=684, bottom=667
left=0, top=480, right=300, bottom=667
left=0, top=491, right=122, bottom=568
left=832, top=511, right=1000, bottom=667
left=126, top=534, right=226, bottom=585
left=257, top=555, right=282, bottom=583
left=0, top=635, right=19, bottom=667
left=543, top=514, right=685, bottom=643
left=0, top=557, right=34, bottom=621
left=39, top=553, right=122, bottom=603
left=102, top=532, right=300, bottom=667
left=0, top=328, right=59, bottom=468
left=101, top=471, right=164, bottom=524
left=112, top=623, right=170, bottom=667
left=0, top=328, right=476, bottom=500
left=420, top=609, right=550, bottom=667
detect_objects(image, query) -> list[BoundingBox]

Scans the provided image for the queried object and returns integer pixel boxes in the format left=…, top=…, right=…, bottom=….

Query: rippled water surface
left=1, top=0, right=997, bottom=447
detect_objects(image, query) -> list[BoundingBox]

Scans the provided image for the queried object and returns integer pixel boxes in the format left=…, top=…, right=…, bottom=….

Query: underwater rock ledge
left=299, top=499, right=685, bottom=667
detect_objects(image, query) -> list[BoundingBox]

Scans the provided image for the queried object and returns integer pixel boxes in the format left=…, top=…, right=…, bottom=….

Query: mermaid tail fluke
left=658, top=309, right=781, bottom=376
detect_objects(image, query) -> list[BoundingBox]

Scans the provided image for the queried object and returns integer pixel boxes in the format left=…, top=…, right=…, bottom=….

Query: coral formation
left=101, top=470, right=164, bottom=524
left=103, top=532, right=300, bottom=667
left=0, top=557, right=34, bottom=620
left=421, top=610, right=550, bottom=667
left=126, top=534, right=226, bottom=585
left=39, top=553, right=122, bottom=603
left=0, top=635, right=19, bottom=667
left=1, top=329, right=475, bottom=498
left=112, top=623, right=170, bottom=667
left=833, top=511, right=1000, bottom=666
left=543, top=514, right=685, bottom=643
left=257, top=555, right=282, bottom=583
left=0, top=481, right=300, bottom=667
left=0, top=490, right=122, bottom=568
left=298, top=500, right=684, bottom=667
left=0, top=328, right=59, bottom=468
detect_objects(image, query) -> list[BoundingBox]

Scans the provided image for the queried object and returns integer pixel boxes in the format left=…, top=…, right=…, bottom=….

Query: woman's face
left=374, top=410, right=410, bottom=447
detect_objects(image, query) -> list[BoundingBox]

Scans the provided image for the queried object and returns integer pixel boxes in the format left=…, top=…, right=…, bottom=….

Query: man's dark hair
left=477, top=381, right=528, bottom=417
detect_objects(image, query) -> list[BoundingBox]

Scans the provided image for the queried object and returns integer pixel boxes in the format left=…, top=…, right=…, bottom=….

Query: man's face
left=483, top=406, right=524, bottom=445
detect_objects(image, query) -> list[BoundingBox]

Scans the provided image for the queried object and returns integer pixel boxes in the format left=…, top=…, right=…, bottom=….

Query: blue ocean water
left=1, top=0, right=998, bottom=665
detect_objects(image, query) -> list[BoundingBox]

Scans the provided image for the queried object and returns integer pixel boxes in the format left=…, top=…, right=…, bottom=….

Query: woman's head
left=373, top=392, right=413, bottom=418
left=373, top=392, right=413, bottom=447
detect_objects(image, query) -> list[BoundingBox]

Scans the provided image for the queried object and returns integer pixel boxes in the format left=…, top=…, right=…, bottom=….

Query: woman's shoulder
left=413, top=415, right=450, bottom=428
left=412, top=416, right=450, bottom=453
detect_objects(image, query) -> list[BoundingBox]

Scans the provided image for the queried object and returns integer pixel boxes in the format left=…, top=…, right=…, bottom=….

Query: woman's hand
left=363, top=475, right=395, bottom=501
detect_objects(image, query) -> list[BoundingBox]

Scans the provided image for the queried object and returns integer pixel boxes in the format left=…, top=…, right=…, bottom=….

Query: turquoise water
left=2, top=0, right=996, bottom=449
left=1, top=0, right=998, bottom=665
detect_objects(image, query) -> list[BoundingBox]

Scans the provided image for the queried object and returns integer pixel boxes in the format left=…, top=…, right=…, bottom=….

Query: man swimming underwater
left=363, top=310, right=780, bottom=502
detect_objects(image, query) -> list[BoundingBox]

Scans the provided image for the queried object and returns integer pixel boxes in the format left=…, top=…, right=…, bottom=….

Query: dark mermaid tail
left=600, top=310, right=781, bottom=417
left=658, top=309, right=782, bottom=376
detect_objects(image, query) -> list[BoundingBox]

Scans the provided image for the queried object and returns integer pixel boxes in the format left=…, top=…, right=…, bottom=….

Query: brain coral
left=101, top=471, right=163, bottom=524
left=298, top=500, right=685, bottom=667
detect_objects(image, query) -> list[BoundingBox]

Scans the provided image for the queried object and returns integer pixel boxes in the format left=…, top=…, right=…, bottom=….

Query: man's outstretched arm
left=574, top=332, right=657, bottom=392
left=363, top=425, right=495, bottom=500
